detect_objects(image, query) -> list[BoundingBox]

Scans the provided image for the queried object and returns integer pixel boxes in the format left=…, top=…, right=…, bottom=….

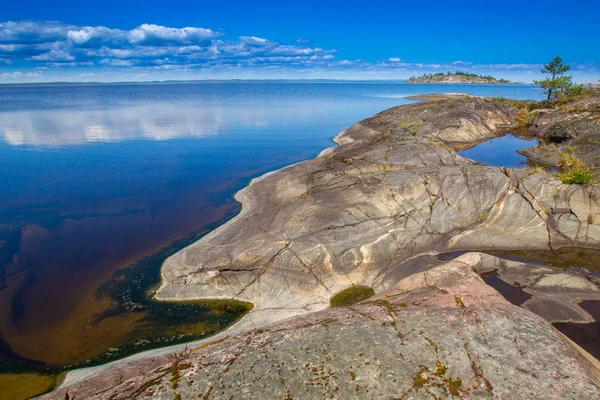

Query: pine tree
left=534, top=56, right=572, bottom=100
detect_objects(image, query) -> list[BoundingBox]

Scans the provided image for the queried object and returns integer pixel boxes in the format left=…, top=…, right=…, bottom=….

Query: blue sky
left=1, top=0, right=599, bottom=83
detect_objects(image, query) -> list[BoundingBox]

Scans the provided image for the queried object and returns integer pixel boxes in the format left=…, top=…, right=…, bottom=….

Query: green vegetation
left=329, top=286, right=375, bottom=308
left=409, top=71, right=511, bottom=83
left=499, top=88, right=597, bottom=114
left=397, top=120, right=421, bottom=136
left=515, top=107, right=532, bottom=128
left=554, top=147, right=595, bottom=184
left=558, top=146, right=583, bottom=168
left=454, top=296, right=465, bottom=309
left=533, top=56, right=584, bottom=100
left=559, top=167, right=594, bottom=185
left=566, top=84, right=587, bottom=97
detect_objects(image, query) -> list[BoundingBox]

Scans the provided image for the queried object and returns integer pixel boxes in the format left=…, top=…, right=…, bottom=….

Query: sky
left=1, top=0, right=599, bottom=83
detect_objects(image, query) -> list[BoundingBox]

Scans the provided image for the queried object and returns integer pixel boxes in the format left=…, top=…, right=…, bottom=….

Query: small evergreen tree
left=534, top=56, right=572, bottom=100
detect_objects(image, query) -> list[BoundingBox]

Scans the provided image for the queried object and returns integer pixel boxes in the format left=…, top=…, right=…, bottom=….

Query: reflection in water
left=457, top=134, right=538, bottom=168
left=0, top=99, right=407, bottom=147
left=482, top=271, right=532, bottom=306
left=0, top=104, right=258, bottom=146
left=554, top=299, right=600, bottom=360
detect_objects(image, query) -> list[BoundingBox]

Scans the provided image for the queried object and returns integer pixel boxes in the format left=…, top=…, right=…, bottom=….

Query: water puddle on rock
left=457, top=134, right=538, bottom=168
left=437, top=248, right=600, bottom=360
left=481, top=272, right=532, bottom=306
left=488, top=248, right=600, bottom=273
left=554, top=300, right=600, bottom=359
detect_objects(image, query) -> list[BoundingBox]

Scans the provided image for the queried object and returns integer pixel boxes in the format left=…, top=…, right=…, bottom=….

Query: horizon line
left=0, top=78, right=541, bottom=87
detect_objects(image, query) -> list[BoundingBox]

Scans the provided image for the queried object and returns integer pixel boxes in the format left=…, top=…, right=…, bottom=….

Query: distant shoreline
left=0, top=79, right=538, bottom=87
left=408, top=72, right=515, bottom=84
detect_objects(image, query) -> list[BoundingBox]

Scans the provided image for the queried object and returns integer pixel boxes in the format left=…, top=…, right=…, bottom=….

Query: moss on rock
left=329, top=286, right=375, bottom=308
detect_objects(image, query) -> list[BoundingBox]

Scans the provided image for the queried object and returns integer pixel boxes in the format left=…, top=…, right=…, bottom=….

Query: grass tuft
left=559, top=167, right=594, bottom=185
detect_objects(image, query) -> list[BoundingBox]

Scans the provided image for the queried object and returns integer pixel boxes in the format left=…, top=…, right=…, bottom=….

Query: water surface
left=483, top=248, right=600, bottom=360
left=458, top=134, right=538, bottom=168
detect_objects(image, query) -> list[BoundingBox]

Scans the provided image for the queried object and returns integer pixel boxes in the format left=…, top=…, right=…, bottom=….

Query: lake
left=0, top=81, right=544, bottom=377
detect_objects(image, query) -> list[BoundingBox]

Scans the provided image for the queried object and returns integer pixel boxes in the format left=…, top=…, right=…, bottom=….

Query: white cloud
left=1, top=20, right=598, bottom=82
left=100, top=58, right=134, bottom=67
left=67, top=25, right=127, bottom=46
left=0, top=44, right=24, bottom=53
left=30, top=49, right=75, bottom=61
left=128, top=24, right=219, bottom=45
left=0, top=71, right=42, bottom=79
left=238, top=36, right=271, bottom=46
left=1, top=71, right=22, bottom=78
left=45, top=61, right=94, bottom=67
left=0, top=20, right=335, bottom=70
left=0, top=20, right=73, bottom=43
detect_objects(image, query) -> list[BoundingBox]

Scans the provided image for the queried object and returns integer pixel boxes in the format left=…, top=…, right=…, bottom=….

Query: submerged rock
left=41, top=254, right=600, bottom=399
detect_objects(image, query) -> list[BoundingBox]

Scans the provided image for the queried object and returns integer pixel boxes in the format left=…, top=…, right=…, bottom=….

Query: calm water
left=484, top=249, right=600, bottom=360
left=0, top=82, right=544, bottom=374
left=458, top=134, right=538, bottom=168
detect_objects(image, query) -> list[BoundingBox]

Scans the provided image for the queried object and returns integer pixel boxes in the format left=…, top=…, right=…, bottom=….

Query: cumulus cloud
left=2, top=20, right=596, bottom=81
left=0, top=20, right=336, bottom=69
left=0, top=20, right=73, bottom=44
left=128, top=24, right=218, bottom=45
left=30, top=49, right=75, bottom=61
left=100, top=58, right=134, bottom=67
left=0, top=71, right=42, bottom=79
left=452, top=60, right=473, bottom=66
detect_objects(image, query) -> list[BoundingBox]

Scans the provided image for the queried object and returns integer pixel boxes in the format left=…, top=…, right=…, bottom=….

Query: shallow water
left=481, top=249, right=600, bottom=359
left=487, top=248, right=600, bottom=273
left=457, top=134, right=538, bottom=168
left=0, top=82, right=543, bottom=378
left=482, top=272, right=532, bottom=306
left=553, top=322, right=600, bottom=358
left=436, top=248, right=600, bottom=359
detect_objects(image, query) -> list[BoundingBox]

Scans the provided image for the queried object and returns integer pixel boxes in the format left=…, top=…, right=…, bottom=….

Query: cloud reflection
left=0, top=103, right=275, bottom=146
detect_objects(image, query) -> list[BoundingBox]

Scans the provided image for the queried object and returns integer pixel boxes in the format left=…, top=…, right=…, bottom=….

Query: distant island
left=408, top=71, right=514, bottom=84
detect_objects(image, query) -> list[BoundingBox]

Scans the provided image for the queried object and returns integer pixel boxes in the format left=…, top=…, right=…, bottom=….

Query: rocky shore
left=513, top=92, right=600, bottom=177
left=41, top=92, right=600, bottom=399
